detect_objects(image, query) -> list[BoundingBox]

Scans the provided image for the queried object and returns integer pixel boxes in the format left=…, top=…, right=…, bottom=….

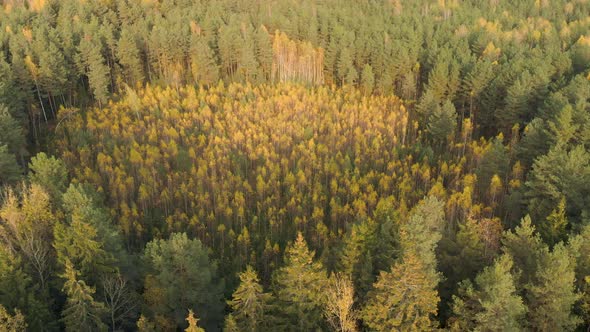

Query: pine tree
left=190, top=36, right=220, bottom=87
left=525, top=145, right=590, bottom=229
left=427, top=99, right=456, bottom=149
left=117, top=28, right=144, bottom=85
left=255, top=26, right=273, bottom=81
left=60, top=260, right=107, bottom=332
left=79, top=36, right=110, bottom=105
left=362, top=253, right=439, bottom=331
left=0, top=105, right=26, bottom=161
left=0, top=145, right=21, bottom=186
left=501, top=215, right=546, bottom=287
left=337, top=48, right=354, bottom=85
left=237, top=27, right=260, bottom=84
left=273, top=232, right=328, bottom=330
left=28, top=152, right=68, bottom=204
left=450, top=254, right=526, bottom=331
left=142, top=233, right=223, bottom=330
left=362, top=196, right=444, bottom=330
left=360, top=64, right=374, bottom=95
left=540, top=196, right=568, bottom=246
left=526, top=244, right=581, bottom=331
left=227, top=266, right=270, bottom=331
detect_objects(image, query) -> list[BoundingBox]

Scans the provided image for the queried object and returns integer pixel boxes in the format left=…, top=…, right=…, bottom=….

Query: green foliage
left=227, top=266, right=271, bottom=331
left=526, top=243, right=581, bottom=331
left=450, top=254, right=526, bottom=331
left=427, top=100, right=457, bottom=149
left=142, top=232, right=223, bottom=330
left=272, top=232, right=328, bottom=330
left=60, top=260, right=107, bottom=332
left=501, top=215, right=546, bottom=287
left=0, top=145, right=21, bottom=186
left=362, top=253, right=439, bottom=331
left=525, top=145, right=590, bottom=230
left=54, top=185, right=118, bottom=285
left=190, top=36, right=220, bottom=87
left=28, top=152, right=68, bottom=203
left=360, top=64, right=374, bottom=95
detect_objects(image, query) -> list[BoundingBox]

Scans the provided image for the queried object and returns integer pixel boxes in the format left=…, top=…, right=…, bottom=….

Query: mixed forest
left=1, top=0, right=590, bottom=331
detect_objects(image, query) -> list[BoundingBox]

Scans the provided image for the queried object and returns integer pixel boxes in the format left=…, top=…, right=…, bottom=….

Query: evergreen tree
left=0, top=105, right=26, bottom=162
left=142, top=233, right=223, bottom=330
left=227, top=266, right=270, bottom=331
left=360, top=64, right=374, bottom=95
left=427, top=99, right=456, bottom=149
left=540, top=196, right=568, bottom=247
left=362, top=253, right=439, bottom=331
left=28, top=152, right=68, bottom=204
left=255, top=26, right=273, bottom=81
left=60, top=260, right=107, bottom=332
left=450, top=254, right=526, bottom=331
left=501, top=215, right=546, bottom=287
left=0, top=145, right=21, bottom=186
left=337, top=48, right=355, bottom=85
left=79, top=36, right=110, bottom=105
left=273, top=232, right=328, bottom=330
left=525, top=145, right=590, bottom=230
left=237, top=27, right=260, bottom=84
left=190, top=36, right=220, bottom=87
left=117, top=28, right=144, bottom=85
left=526, top=243, right=581, bottom=331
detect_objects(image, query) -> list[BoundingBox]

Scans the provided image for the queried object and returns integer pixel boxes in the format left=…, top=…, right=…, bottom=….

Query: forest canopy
left=0, top=0, right=590, bottom=331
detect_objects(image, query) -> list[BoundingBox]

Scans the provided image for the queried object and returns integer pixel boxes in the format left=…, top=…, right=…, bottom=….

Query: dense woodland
left=1, top=0, right=590, bottom=331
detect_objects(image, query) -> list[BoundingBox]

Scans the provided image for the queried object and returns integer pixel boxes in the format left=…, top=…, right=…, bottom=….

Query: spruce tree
left=227, top=266, right=270, bottom=331
left=273, top=232, right=328, bottom=331
left=60, top=260, right=107, bottom=332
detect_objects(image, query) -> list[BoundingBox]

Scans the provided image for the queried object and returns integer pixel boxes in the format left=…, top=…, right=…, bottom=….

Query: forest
left=1, top=0, right=590, bottom=331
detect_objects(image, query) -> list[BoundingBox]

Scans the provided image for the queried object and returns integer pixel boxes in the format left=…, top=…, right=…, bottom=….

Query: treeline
left=1, top=0, right=590, bottom=145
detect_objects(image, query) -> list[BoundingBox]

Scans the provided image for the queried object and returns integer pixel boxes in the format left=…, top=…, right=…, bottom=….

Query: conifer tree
left=117, top=28, right=144, bottom=85
left=60, top=260, right=107, bottom=332
left=273, top=232, right=328, bottom=330
left=501, top=215, right=546, bottom=287
left=450, top=254, right=526, bottom=331
left=227, top=266, right=270, bottom=331
left=427, top=99, right=456, bottom=149
left=28, top=152, right=68, bottom=204
left=526, top=243, right=581, bottom=331
left=360, top=64, right=374, bottom=95
left=362, top=253, right=439, bottom=331
left=142, top=233, right=223, bottom=330
left=540, top=196, right=568, bottom=246
left=0, top=145, right=21, bottom=186
left=79, top=36, right=110, bottom=105
left=190, top=36, right=220, bottom=87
